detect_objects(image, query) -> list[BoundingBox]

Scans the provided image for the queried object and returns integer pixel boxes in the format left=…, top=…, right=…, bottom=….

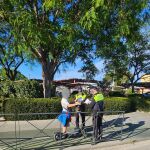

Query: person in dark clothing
left=74, top=91, right=87, bottom=130
left=90, top=87, right=104, bottom=142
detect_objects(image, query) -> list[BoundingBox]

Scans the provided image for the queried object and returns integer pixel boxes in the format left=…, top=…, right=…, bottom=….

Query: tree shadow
left=103, top=120, right=146, bottom=141
left=8, top=117, right=148, bottom=150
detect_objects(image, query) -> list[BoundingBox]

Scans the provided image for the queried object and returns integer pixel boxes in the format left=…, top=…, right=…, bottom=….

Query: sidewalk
left=0, top=112, right=150, bottom=149
left=66, top=139, right=150, bottom=150
left=65, top=111, right=150, bottom=150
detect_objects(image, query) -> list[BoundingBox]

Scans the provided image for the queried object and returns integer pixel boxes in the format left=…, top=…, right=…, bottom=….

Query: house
left=54, top=78, right=98, bottom=93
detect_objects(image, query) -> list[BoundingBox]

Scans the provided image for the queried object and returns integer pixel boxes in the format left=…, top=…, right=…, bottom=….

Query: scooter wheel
left=54, top=132, right=61, bottom=141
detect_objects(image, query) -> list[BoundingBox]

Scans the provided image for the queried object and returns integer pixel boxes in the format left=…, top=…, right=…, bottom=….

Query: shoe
left=81, top=126, right=85, bottom=130
left=97, top=135, right=102, bottom=140
left=62, top=133, right=68, bottom=139
left=74, top=127, right=80, bottom=132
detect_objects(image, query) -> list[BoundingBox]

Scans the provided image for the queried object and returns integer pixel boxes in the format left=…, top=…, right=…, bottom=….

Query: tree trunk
left=131, top=83, right=135, bottom=93
left=42, top=61, right=56, bottom=98
left=5, top=70, right=16, bottom=81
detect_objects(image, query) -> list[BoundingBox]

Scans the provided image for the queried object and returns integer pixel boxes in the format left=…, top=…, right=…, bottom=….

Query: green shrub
left=3, top=96, right=150, bottom=121
left=4, top=97, right=61, bottom=120
left=85, top=97, right=132, bottom=113
left=0, top=98, right=3, bottom=112
left=0, top=81, right=15, bottom=98
left=109, top=91, right=125, bottom=97
left=136, top=98, right=150, bottom=112
left=14, top=80, right=43, bottom=98
left=0, top=98, right=7, bottom=113
left=125, top=88, right=132, bottom=95
left=104, top=97, right=131, bottom=112
left=0, top=80, right=43, bottom=98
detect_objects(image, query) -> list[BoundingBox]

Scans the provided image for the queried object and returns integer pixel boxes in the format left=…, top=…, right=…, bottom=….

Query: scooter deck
left=54, top=129, right=85, bottom=141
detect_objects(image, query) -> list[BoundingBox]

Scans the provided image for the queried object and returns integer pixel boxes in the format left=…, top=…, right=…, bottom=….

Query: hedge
left=136, top=97, right=150, bottom=112
left=3, top=96, right=150, bottom=120
left=3, top=98, right=62, bottom=120
left=108, top=91, right=125, bottom=97
left=104, top=97, right=131, bottom=112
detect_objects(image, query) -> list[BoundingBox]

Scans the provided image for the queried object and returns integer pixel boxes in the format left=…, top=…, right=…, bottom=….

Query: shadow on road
left=1, top=117, right=150, bottom=150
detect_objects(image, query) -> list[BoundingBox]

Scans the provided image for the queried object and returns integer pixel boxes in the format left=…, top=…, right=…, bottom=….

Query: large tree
left=0, top=0, right=95, bottom=97
left=104, top=36, right=150, bottom=93
left=80, top=0, right=149, bottom=60
left=80, top=0, right=149, bottom=93
left=78, top=58, right=99, bottom=80
left=0, top=18, right=26, bottom=81
left=1, top=0, right=148, bottom=97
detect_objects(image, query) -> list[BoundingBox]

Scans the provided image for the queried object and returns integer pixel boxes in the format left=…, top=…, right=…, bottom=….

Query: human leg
left=93, top=114, right=98, bottom=140
left=97, top=114, right=103, bottom=140
left=75, top=112, right=80, bottom=128
left=81, top=112, right=85, bottom=128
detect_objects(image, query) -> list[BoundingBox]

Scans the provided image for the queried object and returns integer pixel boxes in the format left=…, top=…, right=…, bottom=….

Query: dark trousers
left=75, top=112, right=85, bottom=128
left=93, top=113, right=103, bottom=140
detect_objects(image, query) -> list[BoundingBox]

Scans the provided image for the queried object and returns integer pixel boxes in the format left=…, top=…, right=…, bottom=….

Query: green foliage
left=109, top=91, right=125, bottom=97
left=78, top=59, right=99, bottom=80
left=3, top=98, right=61, bottom=120
left=0, top=0, right=98, bottom=97
left=104, top=97, right=131, bottom=112
left=1, top=0, right=148, bottom=97
left=85, top=97, right=134, bottom=113
left=0, top=80, right=43, bottom=98
left=0, top=97, right=6, bottom=113
left=0, top=81, right=15, bottom=98
left=14, top=80, right=43, bottom=98
left=137, top=98, right=150, bottom=112
left=0, top=18, right=26, bottom=81
left=2, top=96, right=150, bottom=120
left=103, top=36, right=150, bottom=93
left=0, top=98, right=3, bottom=112
left=81, top=0, right=148, bottom=35
left=128, top=94, right=150, bottom=112
left=125, top=88, right=133, bottom=95
left=0, top=68, right=27, bottom=81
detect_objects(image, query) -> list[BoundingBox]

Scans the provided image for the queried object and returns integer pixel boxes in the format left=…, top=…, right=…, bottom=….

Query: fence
left=0, top=111, right=124, bottom=150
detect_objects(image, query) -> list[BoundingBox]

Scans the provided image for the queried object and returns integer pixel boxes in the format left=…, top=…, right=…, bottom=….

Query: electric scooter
left=54, top=127, right=86, bottom=141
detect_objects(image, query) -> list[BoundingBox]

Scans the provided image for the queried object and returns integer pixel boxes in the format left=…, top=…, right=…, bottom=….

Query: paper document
left=84, top=99, right=91, bottom=104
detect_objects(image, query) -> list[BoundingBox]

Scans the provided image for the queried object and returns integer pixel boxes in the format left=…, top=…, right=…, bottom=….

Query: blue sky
left=18, top=59, right=105, bottom=81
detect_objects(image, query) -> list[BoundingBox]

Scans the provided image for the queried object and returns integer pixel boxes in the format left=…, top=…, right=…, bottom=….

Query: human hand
left=75, top=101, right=80, bottom=105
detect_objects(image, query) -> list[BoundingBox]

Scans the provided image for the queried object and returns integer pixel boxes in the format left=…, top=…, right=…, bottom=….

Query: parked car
left=142, top=92, right=150, bottom=98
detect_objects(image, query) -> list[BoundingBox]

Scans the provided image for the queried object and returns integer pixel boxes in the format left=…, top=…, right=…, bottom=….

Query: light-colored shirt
left=61, top=97, right=69, bottom=112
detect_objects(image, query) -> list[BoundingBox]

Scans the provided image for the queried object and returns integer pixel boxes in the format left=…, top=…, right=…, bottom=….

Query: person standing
left=58, top=87, right=79, bottom=136
left=74, top=90, right=87, bottom=130
left=90, top=87, right=104, bottom=143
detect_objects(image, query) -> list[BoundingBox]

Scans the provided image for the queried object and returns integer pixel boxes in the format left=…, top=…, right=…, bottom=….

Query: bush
left=14, top=80, right=43, bottom=98
left=104, top=97, right=131, bottom=112
left=0, top=98, right=3, bottom=112
left=84, top=97, right=132, bottom=113
left=0, top=98, right=7, bottom=113
left=125, top=88, right=132, bottom=95
left=0, top=80, right=43, bottom=98
left=3, top=96, right=150, bottom=121
left=136, top=98, right=150, bottom=112
left=0, top=81, right=15, bottom=98
left=109, top=91, right=125, bottom=97
left=3, top=97, right=62, bottom=120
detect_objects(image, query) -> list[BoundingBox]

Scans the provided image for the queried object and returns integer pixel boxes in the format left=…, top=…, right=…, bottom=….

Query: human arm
left=67, top=102, right=79, bottom=108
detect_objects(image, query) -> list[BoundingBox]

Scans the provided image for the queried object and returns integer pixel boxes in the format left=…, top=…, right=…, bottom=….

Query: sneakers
left=61, top=133, right=68, bottom=139
left=74, top=127, right=80, bottom=133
